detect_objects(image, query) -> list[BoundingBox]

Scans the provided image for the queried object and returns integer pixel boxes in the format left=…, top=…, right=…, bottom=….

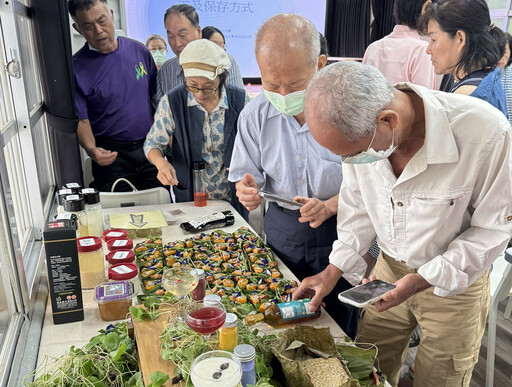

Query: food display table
left=36, top=200, right=388, bottom=386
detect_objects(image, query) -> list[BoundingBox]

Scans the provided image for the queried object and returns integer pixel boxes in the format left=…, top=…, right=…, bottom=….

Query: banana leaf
left=271, top=326, right=359, bottom=387
left=336, top=343, right=379, bottom=386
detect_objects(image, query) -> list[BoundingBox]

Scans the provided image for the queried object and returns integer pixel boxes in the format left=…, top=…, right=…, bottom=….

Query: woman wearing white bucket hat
left=144, top=39, right=249, bottom=217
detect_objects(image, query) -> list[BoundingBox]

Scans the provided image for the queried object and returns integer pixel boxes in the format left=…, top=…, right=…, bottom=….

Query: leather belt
left=270, top=201, right=301, bottom=217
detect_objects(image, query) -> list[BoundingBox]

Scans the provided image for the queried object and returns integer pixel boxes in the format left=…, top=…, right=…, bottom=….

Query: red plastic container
left=102, top=229, right=127, bottom=242
left=76, top=236, right=102, bottom=252
left=108, top=263, right=139, bottom=294
left=106, top=237, right=133, bottom=251
left=106, top=249, right=135, bottom=265
left=108, top=263, right=138, bottom=281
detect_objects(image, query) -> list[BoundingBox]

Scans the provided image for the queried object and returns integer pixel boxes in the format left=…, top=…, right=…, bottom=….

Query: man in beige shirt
left=294, top=61, right=512, bottom=386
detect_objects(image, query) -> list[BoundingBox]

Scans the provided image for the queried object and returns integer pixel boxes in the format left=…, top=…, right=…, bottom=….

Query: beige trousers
left=357, top=252, right=490, bottom=387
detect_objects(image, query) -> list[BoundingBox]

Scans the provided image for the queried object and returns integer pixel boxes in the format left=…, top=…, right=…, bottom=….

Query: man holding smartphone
left=293, top=61, right=512, bottom=387
left=228, top=14, right=361, bottom=338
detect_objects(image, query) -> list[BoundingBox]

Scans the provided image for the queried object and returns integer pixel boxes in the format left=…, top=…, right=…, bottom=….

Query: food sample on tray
left=133, top=228, right=298, bottom=316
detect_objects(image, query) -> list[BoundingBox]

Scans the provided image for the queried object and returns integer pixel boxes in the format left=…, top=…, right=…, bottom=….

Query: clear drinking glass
left=161, top=267, right=199, bottom=322
left=185, top=300, right=226, bottom=341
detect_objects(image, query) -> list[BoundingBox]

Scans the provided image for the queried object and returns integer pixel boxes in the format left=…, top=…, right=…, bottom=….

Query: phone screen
left=338, top=280, right=396, bottom=305
left=259, top=191, right=304, bottom=208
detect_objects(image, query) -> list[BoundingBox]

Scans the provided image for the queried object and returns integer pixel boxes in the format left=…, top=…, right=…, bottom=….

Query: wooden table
left=36, top=200, right=366, bottom=385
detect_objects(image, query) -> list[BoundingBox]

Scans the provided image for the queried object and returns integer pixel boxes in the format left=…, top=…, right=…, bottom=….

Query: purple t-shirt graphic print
left=73, top=37, right=157, bottom=141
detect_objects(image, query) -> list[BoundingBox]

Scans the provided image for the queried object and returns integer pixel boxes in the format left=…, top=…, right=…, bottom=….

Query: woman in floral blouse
left=144, top=39, right=249, bottom=216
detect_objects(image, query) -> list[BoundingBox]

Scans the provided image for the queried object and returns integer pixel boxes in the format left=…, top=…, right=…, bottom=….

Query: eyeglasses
left=185, top=85, right=219, bottom=95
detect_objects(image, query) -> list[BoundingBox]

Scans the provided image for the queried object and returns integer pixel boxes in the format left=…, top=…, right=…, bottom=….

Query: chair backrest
left=99, top=187, right=171, bottom=209
left=490, top=248, right=512, bottom=300
left=82, top=155, right=93, bottom=188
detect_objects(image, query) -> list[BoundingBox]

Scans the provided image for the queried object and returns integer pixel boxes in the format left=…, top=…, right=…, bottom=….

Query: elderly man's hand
left=90, top=147, right=118, bottom=166
left=292, top=264, right=343, bottom=311
left=294, top=197, right=334, bottom=228
left=235, top=173, right=261, bottom=211
left=363, top=273, right=431, bottom=312
left=155, top=159, right=178, bottom=186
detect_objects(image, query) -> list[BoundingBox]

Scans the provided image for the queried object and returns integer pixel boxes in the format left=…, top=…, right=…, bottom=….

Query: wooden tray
left=132, top=304, right=183, bottom=386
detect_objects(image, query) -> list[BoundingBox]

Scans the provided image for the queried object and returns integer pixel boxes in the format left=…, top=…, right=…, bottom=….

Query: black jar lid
left=81, top=188, right=100, bottom=205
left=61, top=182, right=82, bottom=191
left=57, top=189, right=74, bottom=205
left=63, top=194, right=85, bottom=212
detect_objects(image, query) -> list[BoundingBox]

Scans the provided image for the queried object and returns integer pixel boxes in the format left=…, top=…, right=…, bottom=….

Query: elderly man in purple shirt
left=69, top=0, right=161, bottom=191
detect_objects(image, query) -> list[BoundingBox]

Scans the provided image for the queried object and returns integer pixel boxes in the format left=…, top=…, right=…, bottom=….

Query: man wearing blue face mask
left=228, top=14, right=361, bottom=338
left=294, top=61, right=512, bottom=387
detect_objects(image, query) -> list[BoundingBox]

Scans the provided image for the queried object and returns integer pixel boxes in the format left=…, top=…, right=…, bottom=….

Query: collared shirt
left=227, top=93, right=343, bottom=208
left=363, top=25, right=436, bottom=89
left=144, top=87, right=250, bottom=200
left=330, top=83, right=512, bottom=297
left=156, top=52, right=244, bottom=102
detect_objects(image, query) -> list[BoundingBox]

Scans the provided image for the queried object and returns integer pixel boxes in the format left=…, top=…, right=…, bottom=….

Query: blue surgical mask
left=342, top=128, right=397, bottom=164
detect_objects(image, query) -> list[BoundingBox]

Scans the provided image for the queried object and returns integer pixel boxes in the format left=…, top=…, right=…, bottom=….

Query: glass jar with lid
left=57, top=188, right=74, bottom=214
left=204, top=294, right=222, bottom=306
left=106, top=238, right=133, bottom=252
left=63, top=194, right=89, bottom=237
left=76, top=236, right=105, bottom=289
left=62, top=182, right=82, bottom=191
left=191, top=269, right=206, bottom=301
left=108, top=263, right=139, bottom=295
left=81, top=188, right=103, bottom=238
left=102, top=229, right=127, bottom=243
left=218, top=313, right=238, bottom=351
left=234, top=344, right=256, bottom=387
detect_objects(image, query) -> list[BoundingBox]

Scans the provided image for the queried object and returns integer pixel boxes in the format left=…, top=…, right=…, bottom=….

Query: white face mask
left=342, top=128, right=397, bottom=164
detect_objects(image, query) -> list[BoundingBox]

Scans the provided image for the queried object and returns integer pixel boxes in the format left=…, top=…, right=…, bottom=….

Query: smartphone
left=258, top=190, right=304, bottom=208
left=338, top=280, right=396, bottom=308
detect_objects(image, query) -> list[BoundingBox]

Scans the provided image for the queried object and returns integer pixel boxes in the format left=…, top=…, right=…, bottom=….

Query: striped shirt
left=502, top=66, right=512, bottom=125
left=156, top=52, right=244, bottom=103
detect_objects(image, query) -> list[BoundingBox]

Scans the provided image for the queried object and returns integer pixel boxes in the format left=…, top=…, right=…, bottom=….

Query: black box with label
left=43, top=219, right=84, bottom=324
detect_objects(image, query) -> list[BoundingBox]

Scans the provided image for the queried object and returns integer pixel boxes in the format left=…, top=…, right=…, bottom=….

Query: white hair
left=254, top=14, right=320, bottom=67
left=305, top=61, right=395, bottom=142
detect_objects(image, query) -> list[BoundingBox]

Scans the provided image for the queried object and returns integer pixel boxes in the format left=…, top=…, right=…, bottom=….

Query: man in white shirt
left=293, top=61, right=512, bottom=387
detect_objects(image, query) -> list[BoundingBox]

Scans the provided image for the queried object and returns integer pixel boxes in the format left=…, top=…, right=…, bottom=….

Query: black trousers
left=264, top=202, right=359, bottom=338
left=91, top=137, right=163, bottom=192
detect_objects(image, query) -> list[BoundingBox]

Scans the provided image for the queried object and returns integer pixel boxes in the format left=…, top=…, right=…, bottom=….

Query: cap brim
left=183, top=68, right=218, bottom=80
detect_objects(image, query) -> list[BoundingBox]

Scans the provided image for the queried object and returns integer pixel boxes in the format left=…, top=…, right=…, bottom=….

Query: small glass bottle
left=63, top=194, right=89, bottom=237
left=218, top=313, right=238, bottom=351
left=57, top=188, right=73, bottom=214
left=81, top=188, right=103, bottom=238
left=193, top=161, right=207, bottom=207
left=244, top=298, right=321, bottom=326
left=191, top=269, right=206, bottom=301
left=234, top=344, right=256, bottom=387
